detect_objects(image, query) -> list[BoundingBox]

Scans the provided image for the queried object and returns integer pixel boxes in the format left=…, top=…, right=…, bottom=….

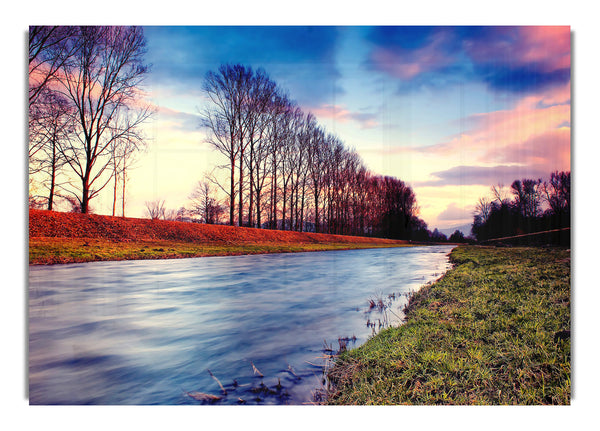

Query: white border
left=4, top=2, right=597, bottom=429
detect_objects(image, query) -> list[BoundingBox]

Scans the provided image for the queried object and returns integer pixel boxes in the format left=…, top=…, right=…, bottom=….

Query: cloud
left=464, top=26, right=571, bottom=92
left=365, top=27, right=469, bottom=92
left=364, top=26, right=570, bottom=95
left=437, top=202, right=469, bottom=221
left=412, top=83, right=570, bottom=165
left=154, top=106, right=201, bottom=133
left=367, top=29, right=457, bottom=80
left=144, top=26, right=343, bottom=107
left=371, top=83, right=570, bottom=181
left=484, top=127, right=571, bottom=167
left=311, top=104, right=379, bottom=129
left=415, top=164, right=552, bottom=188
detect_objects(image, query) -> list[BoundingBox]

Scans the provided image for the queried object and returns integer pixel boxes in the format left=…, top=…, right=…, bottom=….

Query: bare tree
left=248, top=99, right=276, bottom=228
left=188, top=179, right=225, bottom=224
left=29, top=27, right=78, bottom=205
left=352, top=165, right=371, bottom=235
left=201, top=64, right=255, bottom=225
left=474, top=196, right=492, bottom=224
left=29, top=27, right=77, bottom=178
left=28, top=91, right=73, bottom=209
left=163, top=208, right=180, bottom=221
left=51, top=26, right=152, bottom=214
left=117, top=137, right=141, bottom=218
left=322, top=136, right=346, bottom=233
left=63, top=194, right=85, bottom=213
left=145, top=199, right=165, bottom=220
left=29, top=26, right=79, bottom=108
left=265, top=93, right=292, bottom=229
left=511, top=178, right=543, bottom=218
left=244, top=70, right=277, bottom=228
left=491, top=183, right=511, bottom=205
left=108, top=110, right=148, bottom=217
left=279, top=106, right=304, bottom=230
left=293, top=113, right=314, bottom=232
left=543, top=171, right=570, bottom=215
left=306, top=124, right=327, bottom=233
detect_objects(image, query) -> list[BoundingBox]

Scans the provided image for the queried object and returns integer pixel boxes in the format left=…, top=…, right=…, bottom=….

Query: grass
left=326, top=245, right=571, bottom=405
left=29, top=237, right=409, bottom=265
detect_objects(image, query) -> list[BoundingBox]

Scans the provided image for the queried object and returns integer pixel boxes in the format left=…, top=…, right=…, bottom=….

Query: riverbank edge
left=28, top=237, right=417, bottom=265
left=325, top=245, right=571, bottom=405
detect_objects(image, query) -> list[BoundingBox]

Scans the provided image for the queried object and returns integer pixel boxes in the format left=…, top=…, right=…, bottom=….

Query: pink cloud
left=376, top=82, right=571, bottom=170
left=311, top=104, right=379, bottom=129
left=419, top=82, right=570, bottom=160
left=485, top=128, right=570, bottom=169
left=465, top=26, right=570, bottom=74
left=384, top=82, right=571, bottom=189
left=311, top=104, right=352, bottom=121
left=416, top=164, right=554, bottom=188
left=369, top=31, right=455, bottom=80
left=370, top=48, right=424, bottom=80
left=517, top=26, right=571, bottom=71
left=437, top=202, right=469, bottom=222
left=153, top=105, right=200, bottom=132
left=30, top=60, right=157, bottom=115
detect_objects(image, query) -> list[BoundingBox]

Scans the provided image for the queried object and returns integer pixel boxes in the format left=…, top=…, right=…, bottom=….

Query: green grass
left=29, top=237, right=411, bottom=265
left=326, top=245, right=571, bottom=405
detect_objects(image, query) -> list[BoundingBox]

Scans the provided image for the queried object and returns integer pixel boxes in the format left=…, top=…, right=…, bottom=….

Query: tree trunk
left=299, top=178, right=306, bottom=232
left=47, top=161, right=55, bottom=211
left=112, top=163, right=118, bottom=217
left=271, top=159, right=277, bottom=229
left=287, top=186, right=292, bottom=231
left=121, top=168, right=127, bottom=217
left=281, top=184, right=287, bottom=231
left=248, top=172, right=254, bottom=227
left=256, top=191, right=262, bottom=229
left=81, top=190, right=89, bottom=214
left=313, top=191, right=319, bottom=234
left=47, top=134, right=57, bottom=211
left=229, top=157, right=235, bottom=225
left=80, top=164, right=91, bottom=213
left=238, top=147, right=244, bottom=227
left=254, top=168, right=262, bottom=229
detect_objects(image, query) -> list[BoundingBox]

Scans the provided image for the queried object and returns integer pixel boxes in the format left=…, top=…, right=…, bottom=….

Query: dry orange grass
left=29, top=210, right=410, bottom=264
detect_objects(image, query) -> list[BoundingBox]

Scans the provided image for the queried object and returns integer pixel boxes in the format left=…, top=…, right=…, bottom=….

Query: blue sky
left=115, top=25, right=571, bottom=230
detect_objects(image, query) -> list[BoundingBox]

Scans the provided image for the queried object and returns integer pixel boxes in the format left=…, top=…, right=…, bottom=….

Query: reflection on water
left=28, top=245, right=454, bottom=405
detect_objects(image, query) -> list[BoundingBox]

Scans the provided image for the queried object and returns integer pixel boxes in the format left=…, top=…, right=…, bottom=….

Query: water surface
left=29, top=245, right=454, bottom=405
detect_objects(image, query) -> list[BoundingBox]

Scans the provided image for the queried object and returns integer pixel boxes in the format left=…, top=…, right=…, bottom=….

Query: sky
left=105, top=25, right=571, bottom=232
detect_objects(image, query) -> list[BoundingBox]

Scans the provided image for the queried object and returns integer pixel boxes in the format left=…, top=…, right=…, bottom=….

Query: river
left=28, top=245, right=454, bottom=405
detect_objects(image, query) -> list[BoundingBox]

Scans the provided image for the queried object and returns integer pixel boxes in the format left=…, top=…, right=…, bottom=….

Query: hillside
left=29, top=210, right=410, bottom=264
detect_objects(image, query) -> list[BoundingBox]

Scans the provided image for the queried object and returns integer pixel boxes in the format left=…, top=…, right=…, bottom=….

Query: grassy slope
left=29, top=210, right=410, bottom=264
left=327, top=245, right=571, bottom=405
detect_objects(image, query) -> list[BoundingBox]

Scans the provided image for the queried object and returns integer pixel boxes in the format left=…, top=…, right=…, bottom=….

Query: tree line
left=28, top=26, right=152, bottom=215
left=472, top=171, right=570, bottom=245
left=195, top=64, right=433, bottom=240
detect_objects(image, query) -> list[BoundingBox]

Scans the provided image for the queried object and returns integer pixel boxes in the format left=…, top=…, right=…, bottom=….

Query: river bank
left=29, top=210, right=411, bottom=265
left=326, top=245, right=571, bottom=405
